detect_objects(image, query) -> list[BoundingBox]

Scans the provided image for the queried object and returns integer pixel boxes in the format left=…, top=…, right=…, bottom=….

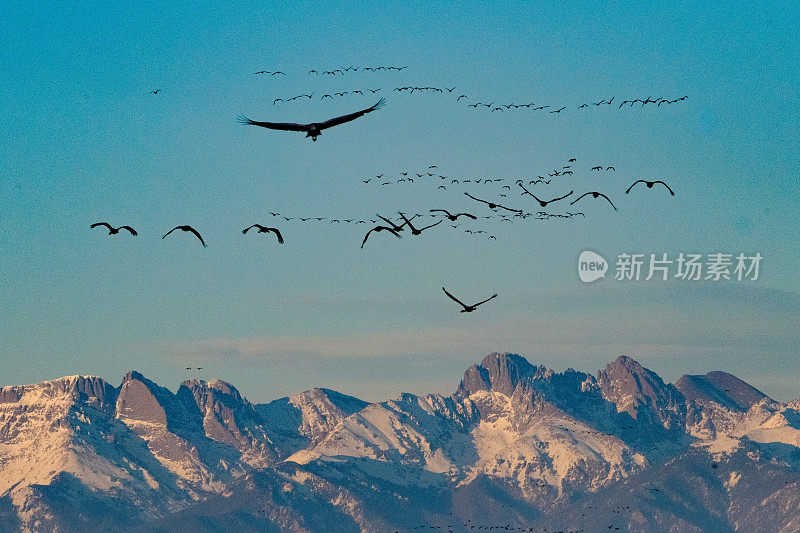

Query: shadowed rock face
left=676, top=371, right=770, bottom=411
left=598, top=355, right=687, bottom=429
left=177, top=379, right=278, bottom=462
left=117, top=371, right=201, bottom=434
left=457, top=352, right=545, bottom=397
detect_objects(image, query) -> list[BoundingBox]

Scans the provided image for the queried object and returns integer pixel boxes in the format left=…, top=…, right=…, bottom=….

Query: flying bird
left=376, top=214, right=410, bottom=232
left=150, top=89, right=160, bottom=94
left=238, top=98, right=385, bottom=141
left=464, top=192, right=522, bottom=213
left=442, top=287, right=498, bottom=313
left=518, top=184, right=574, bottom=206
left=242, top=225, right=284, bottom=243
left=429, top=209, right=477, bottom=221
left=90, top=222, right=137, bottom=235
left=571, top=192, right=617, bottom=210
left=625, top=180, right=675, bottom=195
left=162, top=225, right=207, bottom=247
left=361, top=225, right=402, bottom=248
left=398, top=213, right=442, bottom=235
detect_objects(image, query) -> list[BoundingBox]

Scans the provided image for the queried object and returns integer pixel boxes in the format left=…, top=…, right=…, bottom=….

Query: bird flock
left=93, top=156, right=674, bottom=312
left=136, top=65, right=684, bottom=312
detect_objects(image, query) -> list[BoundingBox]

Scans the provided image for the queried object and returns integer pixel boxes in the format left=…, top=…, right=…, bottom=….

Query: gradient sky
left=1, top=0, right=798, bottom=403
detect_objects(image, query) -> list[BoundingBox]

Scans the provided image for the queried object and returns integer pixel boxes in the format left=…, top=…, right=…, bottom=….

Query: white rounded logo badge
left=578, top=251, right=608, bottom=282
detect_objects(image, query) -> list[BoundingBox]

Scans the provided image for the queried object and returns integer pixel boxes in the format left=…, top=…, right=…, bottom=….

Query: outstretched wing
left=185, top=226, right=208, bottom=247
left=455, top=213, right=477, bottom=220
left=360, top=228, right=376, bottom=249
left=419, top=220, right=442, bottom=231
left=442, top=287, right=468, bottom=309
left=90, top=222, right=113, bottom=231
left=654, top=181, right=675, bottom=195
left=397, top=212, right=417, bottom=231
left=474, top=293, right=498, bottom=307
left=267, top=228, right=284, bottom=243
left=625, top=180, right=647, bottom=194
left=119, top=226, right=138, bottom=235
left=496, top=203, right=522, bottom=213
left=376, top=214, right=402, bottom=230
left=552, top=190, right=574, bottom=202
left=596, top=193, right=617, bottom=210
left=570, top=193, right=592, bottom=205
left=242, top=224, right=259, bottom=234
left=237, top=115, right=308, bottom=132
left=162, top=227, right=179, bottom=239
left=318, top=98, right=385, bottom=131
left=518, top=182, right=537, bottom=199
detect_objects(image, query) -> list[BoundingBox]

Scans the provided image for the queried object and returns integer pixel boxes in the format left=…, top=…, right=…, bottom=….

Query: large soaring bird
left=162, top=225, right=207, bottom=247
left=442, top=287, right=497, bottom=313
left=238, top=98, right=385, bottom=141
left=625, top=180, right=675, bottom=196
left=90, top=222, right=137, bottom=235
left=242, top=225, right=284, bottom=243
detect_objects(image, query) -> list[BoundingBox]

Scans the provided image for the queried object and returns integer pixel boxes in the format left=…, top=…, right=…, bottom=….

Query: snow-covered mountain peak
left=1, top=355, right=799, bottom=531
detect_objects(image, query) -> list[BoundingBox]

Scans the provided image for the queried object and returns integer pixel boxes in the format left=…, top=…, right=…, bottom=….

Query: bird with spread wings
left=238, top=98, right=385, bottom=141
left=442, top=287, right=498, bottom=313
left=162, top=225, right=207, bottom=247
left=90, top=222, right=137, bottom=235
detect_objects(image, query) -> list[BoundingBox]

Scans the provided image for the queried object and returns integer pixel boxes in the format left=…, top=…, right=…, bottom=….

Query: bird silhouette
left=238, top=98, right=385, bottom=141
left=625, top=180, right=675, bottom=195
left=376, top=214, right=410, bottom=232
left=162, top=225, right=207, bottom=247
left=518, top=184, right=574, bottom=206
left=429, top=209, right=477, bottom=221
left=398, top=213, right=442, bottom=235
left=361, top=226, right=402, bottom=248
left=442, top=287, right=497, bottom=313
left=242, top=225, right=284, bottom=243
left=464, top=193, right=522, bottom=213
left=150, top=89, right=160, bottom=94
left=90, top=222, right=137, bottom=236
left=571, top=192, right=617, bottom=210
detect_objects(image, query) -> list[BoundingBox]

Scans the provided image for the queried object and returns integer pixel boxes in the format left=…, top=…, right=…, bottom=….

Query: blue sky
left=1, top=0, right=798, bottom=402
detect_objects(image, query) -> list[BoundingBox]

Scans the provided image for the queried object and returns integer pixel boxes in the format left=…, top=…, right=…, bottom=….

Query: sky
left=1, top=0, right=798, bottom=403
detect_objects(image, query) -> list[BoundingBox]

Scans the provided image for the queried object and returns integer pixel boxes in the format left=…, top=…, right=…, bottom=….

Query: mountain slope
left=0, top=355, right=798, bottom=532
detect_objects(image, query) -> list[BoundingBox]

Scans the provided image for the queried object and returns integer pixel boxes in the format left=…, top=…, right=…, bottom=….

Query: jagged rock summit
left=1, top=354, right=798, bottom=532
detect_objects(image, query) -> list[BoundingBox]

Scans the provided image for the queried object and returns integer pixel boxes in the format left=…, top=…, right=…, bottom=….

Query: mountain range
left=1, top=353, right=799, bottom=532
